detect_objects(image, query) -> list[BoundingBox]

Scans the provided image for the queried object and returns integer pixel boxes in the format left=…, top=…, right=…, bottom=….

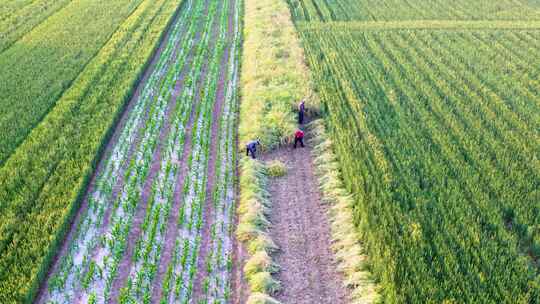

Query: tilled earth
left=262, top=135, right=350, bottom=304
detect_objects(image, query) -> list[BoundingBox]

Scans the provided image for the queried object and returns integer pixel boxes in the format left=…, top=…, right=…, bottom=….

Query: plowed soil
left=261, top=132, right=350, bottom=304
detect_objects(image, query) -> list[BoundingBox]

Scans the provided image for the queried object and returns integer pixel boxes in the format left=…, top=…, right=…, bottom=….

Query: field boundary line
left=299, top=20, right=540, bottom=31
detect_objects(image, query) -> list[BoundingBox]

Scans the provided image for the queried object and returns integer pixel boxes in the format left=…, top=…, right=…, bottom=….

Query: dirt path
left=231, top=223, right=248, bottom=304
left=261, top=131, right=349, bottom=304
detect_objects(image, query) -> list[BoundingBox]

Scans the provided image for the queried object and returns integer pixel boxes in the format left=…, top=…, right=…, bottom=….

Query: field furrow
left=39, top=2, right=195, bottom=302
left=193, top=1, right=241, bottom=302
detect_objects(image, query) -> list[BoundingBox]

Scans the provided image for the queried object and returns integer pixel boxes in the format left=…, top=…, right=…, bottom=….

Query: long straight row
left=287, top=0, right=540, bottom=22
left=38, top=0, right=241, bottom=303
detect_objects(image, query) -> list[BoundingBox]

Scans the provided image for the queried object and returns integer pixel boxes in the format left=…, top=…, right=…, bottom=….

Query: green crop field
left=1, top=0, right=242, bottom=302
left=0, top=0, right=153, bottom=166
left=0, top=0, right=72, bottom=53
left=1, top=0, right=539, bottom=303
left=288, top=0, right=540, bottom=21
left=0, top=0, right=183, bottom=301
left=290, top=0, right=540, bottom=302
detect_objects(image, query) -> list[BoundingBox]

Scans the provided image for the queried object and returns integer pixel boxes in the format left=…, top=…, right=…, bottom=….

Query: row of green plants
left=42, top=1, right=199, bottom=302
left=142, top=1, right=244, bottom=302
left=201, top=2, right=242, bottom=301
left=298, top=20, right=540, bottom=32
left=286, top=0, right=540, bottom=22
left=0, top=0, right=72, bottom=53
left=119, top=1, right=212, bottom=302
left=156, top=1, right=228, bottom=302
left=41, top=0, right=246, bottom=302
left=0, top=0, right=144, bottom=165
left=0, top=0, right=182, bottom=302
left=298, top=26, right=540, bottom=302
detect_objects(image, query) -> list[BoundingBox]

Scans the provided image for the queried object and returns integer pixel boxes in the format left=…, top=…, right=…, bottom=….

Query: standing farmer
left=246, top=139, right=261, bottom=159
left=298, top=99, right=305, bottom=125
left=293, top=129, right=305, bottom=149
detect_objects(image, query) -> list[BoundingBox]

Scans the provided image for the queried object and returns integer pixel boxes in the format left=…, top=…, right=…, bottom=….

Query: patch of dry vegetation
left=237, top=0, right=315, bottom=302
left=310, top=119, right=380, bottom=303
left=239, top=0, right=317, bottom=150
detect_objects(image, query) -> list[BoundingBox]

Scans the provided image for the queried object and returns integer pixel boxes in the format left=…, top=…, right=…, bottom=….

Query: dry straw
left=309, top=119, right=380, bottom=304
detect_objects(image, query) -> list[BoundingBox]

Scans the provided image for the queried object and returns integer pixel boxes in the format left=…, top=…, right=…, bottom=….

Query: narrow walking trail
left=261, top=130, right=349, bottom=304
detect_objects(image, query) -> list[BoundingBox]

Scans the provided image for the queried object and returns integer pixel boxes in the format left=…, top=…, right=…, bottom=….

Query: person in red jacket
left=294, top=129, right=305, bottom=149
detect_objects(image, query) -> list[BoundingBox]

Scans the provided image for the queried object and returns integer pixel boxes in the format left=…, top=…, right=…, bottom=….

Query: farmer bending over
left=298, top=99, right=306, bottom=124
left=246, top=139, right=261, bottom=159
left=293, top=129, right=305, bottom=149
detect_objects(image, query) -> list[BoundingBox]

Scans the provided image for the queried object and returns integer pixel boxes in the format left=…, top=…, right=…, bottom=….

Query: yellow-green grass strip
left=0, top=0, right=73, bottom=53
left=0, top=0, right=144, bottom=166
left=239, top=0, right=318, bottom=151
left=238, top=0, right=318, bottom=302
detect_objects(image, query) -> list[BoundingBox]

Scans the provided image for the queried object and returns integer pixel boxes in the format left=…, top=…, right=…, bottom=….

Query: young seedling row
left=39, top=0, right=241, bottom=303
left=199, top=0, right=241, bottom=301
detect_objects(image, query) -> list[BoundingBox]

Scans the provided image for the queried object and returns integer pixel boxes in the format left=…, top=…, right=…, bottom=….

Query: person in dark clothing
left=298, top=99, right=305, bottom=124
left=246, top=139, right=261, bottom=159
left=293, top=129, right=304, bottom=149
